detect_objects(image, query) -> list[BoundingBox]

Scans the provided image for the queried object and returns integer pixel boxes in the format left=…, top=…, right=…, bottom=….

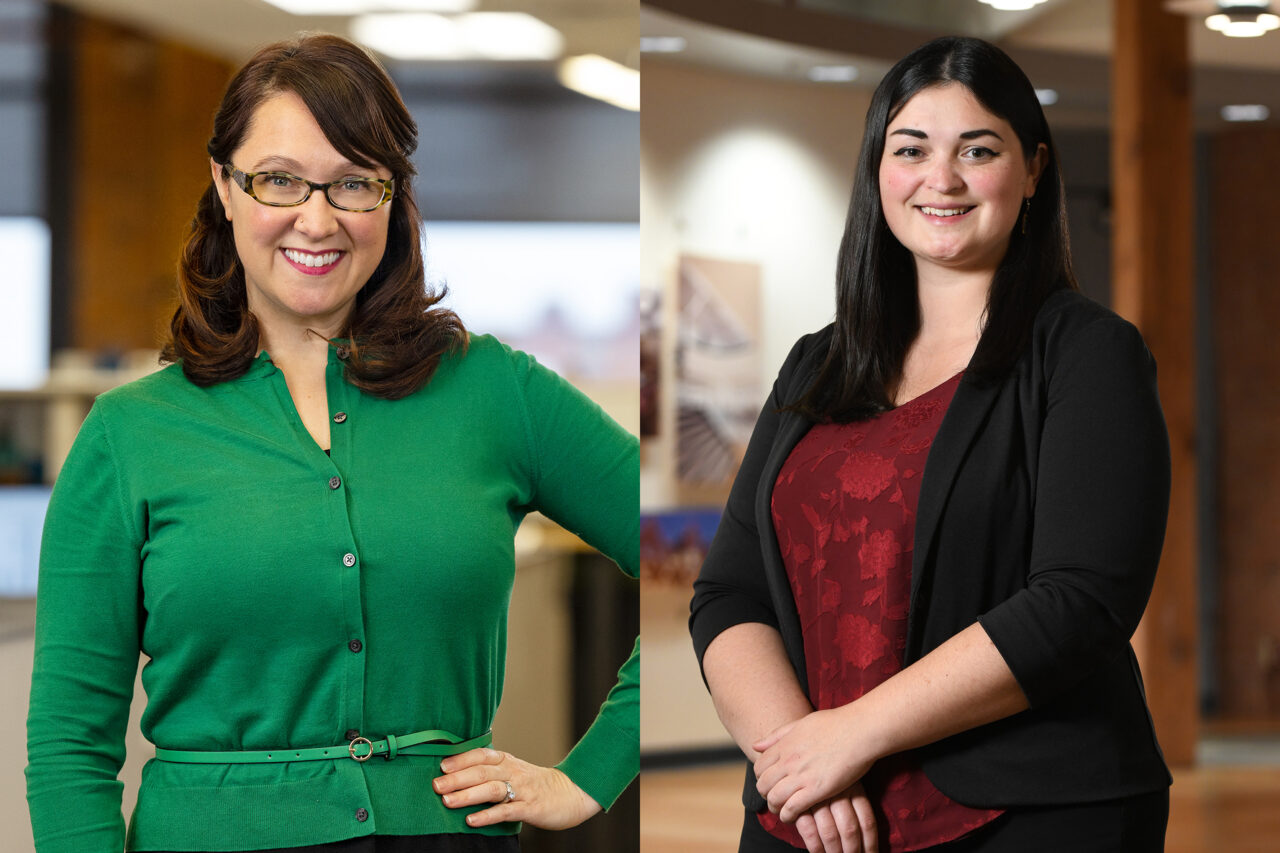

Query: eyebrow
left=250, top=156, right=305, bottom=173
left=889, top=128, right=1005, bottom=141
left=249, top=155, right=368, bottom=174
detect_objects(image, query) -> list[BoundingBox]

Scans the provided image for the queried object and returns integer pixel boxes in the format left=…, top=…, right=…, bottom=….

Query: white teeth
left=920, top=206, right=972, bottom=217
left=284, top=249, right=341, bottom=268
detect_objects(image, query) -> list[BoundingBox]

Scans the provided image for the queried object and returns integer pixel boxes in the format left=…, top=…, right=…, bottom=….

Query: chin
left=282, top=288, right=353, bottom=317
left=921, top=246, right=968, bottom=265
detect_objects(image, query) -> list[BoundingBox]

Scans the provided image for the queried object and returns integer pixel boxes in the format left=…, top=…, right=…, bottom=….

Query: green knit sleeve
left=507, top=348, right=639, bottom=810
left=26, top=402, right=143, bottom=853
left=555, top=637, right=639, bottom=810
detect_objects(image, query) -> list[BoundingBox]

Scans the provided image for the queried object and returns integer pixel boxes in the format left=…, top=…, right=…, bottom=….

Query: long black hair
left=795, top=36, right=1076, bottom=422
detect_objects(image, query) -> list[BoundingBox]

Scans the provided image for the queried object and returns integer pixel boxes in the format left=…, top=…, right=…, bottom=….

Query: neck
left=914, top=266, right=992, bottom=343
left=258, top=318, right=340, bottom=376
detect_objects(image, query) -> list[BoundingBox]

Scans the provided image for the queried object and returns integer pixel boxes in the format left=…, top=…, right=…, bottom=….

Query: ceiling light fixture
left=976, top=0, right=1049, bottom=11
left=808, top=65, right=859, bottom=83
left=352, top=13, right=464, bottom=58
left=456, top=13, right=564, bottom=60
left=263, top=0, right=474, bottom=14
left=1165, top=1, right=1279, bottom=37
left=1221, top=104, right=1271, bottom=121
left=1205, top=6, right=1280, bottom=37
left=351, top=12, right=563, bottom=60
left=640, top=36, right=687, bottom=53
left=558, top=55, right=639, bottom=111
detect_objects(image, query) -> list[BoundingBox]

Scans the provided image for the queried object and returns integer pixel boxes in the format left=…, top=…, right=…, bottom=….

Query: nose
left=292, top=189, right=340, bottom=239
left=926, top=158, right=964, bottom=194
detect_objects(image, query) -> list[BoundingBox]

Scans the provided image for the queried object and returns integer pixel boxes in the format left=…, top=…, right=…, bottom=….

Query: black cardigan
left=690, top=289, right=1173, bottom=812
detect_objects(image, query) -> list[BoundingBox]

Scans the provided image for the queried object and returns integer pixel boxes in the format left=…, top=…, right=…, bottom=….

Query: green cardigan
left=26, top=335, right=638, bottom=852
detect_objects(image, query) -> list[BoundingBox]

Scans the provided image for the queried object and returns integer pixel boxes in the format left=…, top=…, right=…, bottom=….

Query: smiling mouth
left=918, top=206, right=975, bottom=218
left=283, top=248, right=344, bottom=268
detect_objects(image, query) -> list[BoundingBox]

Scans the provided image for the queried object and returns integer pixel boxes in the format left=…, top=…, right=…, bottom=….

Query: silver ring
left=505, top=781, right=516, bottom=802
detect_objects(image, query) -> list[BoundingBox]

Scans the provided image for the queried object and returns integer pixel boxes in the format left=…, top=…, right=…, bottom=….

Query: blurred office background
left=638, top=1, right=1280, bottom=851
left=0, top=1, right=638, bottom=851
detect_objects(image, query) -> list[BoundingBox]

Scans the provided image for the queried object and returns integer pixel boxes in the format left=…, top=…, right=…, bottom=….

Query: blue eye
left=264, top=174, right=299, bottom=188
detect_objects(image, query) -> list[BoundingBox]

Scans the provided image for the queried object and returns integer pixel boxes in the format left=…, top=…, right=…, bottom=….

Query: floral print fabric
left=759, top=372, right=1002, bottom=851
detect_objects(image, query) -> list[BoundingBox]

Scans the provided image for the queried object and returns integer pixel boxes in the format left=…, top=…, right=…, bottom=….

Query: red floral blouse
left=760, top=372, right=1003, bottom=851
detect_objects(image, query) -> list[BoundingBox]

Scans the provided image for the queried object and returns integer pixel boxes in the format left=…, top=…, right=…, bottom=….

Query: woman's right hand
left=792, top=782, right=879, bottom=853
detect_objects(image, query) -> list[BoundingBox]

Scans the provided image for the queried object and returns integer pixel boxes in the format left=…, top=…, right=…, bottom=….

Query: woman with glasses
left=690, top=37, right=1170, bottom=853
left=27, top=34, right=637, bottom=853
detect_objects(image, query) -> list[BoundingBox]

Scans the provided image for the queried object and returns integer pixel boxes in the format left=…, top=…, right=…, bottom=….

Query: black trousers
left=739, top=788, right=1169, bottom=853
left=147, top=833, right=520, bottom=853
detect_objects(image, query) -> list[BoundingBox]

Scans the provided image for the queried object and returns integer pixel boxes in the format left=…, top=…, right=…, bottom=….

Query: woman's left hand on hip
left=433, top=747, right=603, bottom=830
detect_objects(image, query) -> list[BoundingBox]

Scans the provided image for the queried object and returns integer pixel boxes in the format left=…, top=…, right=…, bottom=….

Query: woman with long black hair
left=691, top=36, right=1170, bottom=853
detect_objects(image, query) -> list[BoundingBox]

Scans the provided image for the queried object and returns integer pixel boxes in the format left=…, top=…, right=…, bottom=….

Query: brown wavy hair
left=161, top=33, right=466, bottom=398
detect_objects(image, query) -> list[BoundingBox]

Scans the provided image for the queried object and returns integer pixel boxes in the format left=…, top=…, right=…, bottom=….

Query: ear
left=211, top=158, right=233, bottom=221
left=1025, top=142, right=1048, bottom=198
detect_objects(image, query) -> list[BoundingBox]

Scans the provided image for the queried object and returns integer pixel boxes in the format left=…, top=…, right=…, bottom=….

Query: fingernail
left=466, top=814, right=476, bottom=826
left=442, top=795, right=453, bottom=806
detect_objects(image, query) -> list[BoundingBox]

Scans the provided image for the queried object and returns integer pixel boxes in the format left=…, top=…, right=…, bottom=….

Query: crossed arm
left=703, top=623, right=879, bottom=853
left=704, top=619, right=1029, bottom=852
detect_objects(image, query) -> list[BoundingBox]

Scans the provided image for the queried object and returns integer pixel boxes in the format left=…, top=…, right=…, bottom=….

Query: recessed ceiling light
left=807, top=65, right=859, bottom=83
left=263, top=0, right=474, bottom=14
left=558, top=55, right=639, bottom=111
left=352, top=13, right=464, bottom=59
left=456, top=13, right=564, bottom=60
left=1221, top=104, right=1270, bottom=121
left=1205, top=11, right=1280, bottom=37
left=640, top=36, right=687, bottom=54
left=351, top=12, right=562, bottom=60
left=1035, top=88, right=1059, bottom=105
left=976, top=0, right=1049, bottom=11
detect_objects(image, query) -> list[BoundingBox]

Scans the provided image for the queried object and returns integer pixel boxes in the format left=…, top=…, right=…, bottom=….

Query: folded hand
left=793, top=782, right=879, bottom=853
left=753, top=707, right=876, bottom=823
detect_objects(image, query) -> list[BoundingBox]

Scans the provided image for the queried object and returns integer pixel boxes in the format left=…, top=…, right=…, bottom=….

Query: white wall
left=639, top=59, right=873, bottom=751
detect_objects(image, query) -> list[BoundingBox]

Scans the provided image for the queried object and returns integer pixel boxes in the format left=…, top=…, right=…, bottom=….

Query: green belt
left=154, top=729, right=492, bottom=765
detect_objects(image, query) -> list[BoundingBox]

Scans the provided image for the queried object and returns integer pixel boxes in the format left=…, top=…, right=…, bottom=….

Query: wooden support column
left=64, top=12, right=233, bottom=352
left=1111, top=0, right=1199, bottom=765
left=1210, top=127, right=1280, bottom=721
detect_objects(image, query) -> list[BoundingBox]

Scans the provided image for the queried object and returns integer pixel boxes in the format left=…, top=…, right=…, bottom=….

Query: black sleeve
left=977, top=315, right=1171, bottom=707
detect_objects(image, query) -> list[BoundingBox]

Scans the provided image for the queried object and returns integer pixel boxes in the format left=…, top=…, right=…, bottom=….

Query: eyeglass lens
left=252, top=173, right=386, bottom=210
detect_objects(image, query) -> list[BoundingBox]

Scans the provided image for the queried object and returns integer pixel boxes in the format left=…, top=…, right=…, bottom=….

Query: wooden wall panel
left=68, top=13, right=232, bottom=351
left=1210, top=126, right=1280, bottom=720
left=1111, top=0, right=1199, bottom=764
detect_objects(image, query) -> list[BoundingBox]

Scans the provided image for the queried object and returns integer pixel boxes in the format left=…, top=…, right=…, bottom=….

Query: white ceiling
left=54, top=0, right=637, bottom=68
left=640, top=0, right=1280, bottom=129
left=45, top=0, right=1280, bottom=128
left=1013, top=0, right=1280, bottom=70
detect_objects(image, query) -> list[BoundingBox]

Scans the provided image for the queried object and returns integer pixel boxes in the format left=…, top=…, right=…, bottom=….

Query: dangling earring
left=1021, top=198, right=1031, bottom=235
